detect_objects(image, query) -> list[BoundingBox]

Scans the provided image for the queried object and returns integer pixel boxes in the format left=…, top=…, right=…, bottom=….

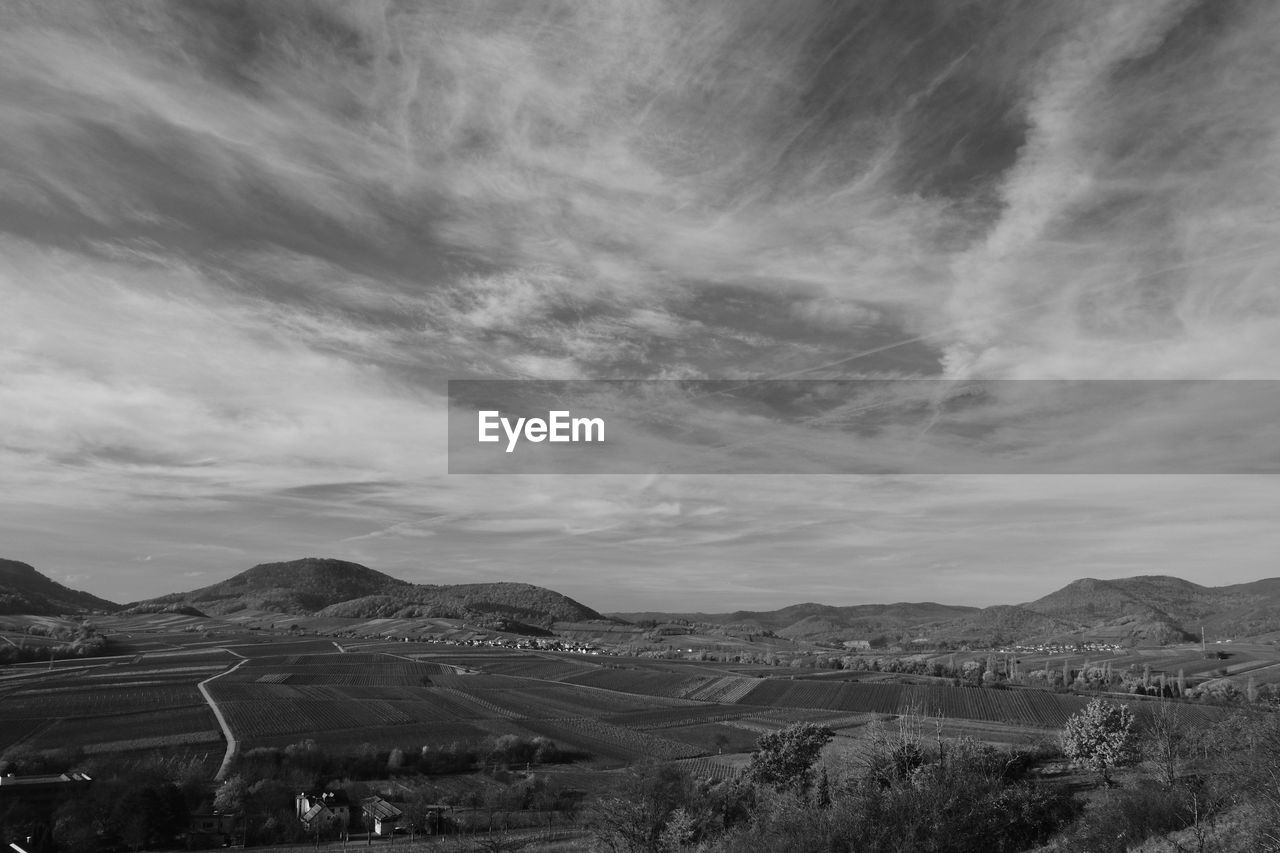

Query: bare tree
left=1143, top=702, right=1199, bottom=789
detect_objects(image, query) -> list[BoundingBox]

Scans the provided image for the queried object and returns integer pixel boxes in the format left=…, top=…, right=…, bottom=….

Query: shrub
left=1061, top=699, right=1139, bottom=785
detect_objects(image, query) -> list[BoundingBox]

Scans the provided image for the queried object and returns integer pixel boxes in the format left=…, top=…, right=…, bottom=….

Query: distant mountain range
left=612, top=575, right=1280, bottom=646
left=7, top=555, right=1280, bottom=645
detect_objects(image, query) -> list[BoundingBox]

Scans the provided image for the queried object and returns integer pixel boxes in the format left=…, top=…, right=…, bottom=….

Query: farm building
left=295, top=790, right=351, bottom=831
left=187, top=808, right=239, bottom=847
left=415, top=804, right=456, bottom=835
left=842, top=640, right=871, bottom=651
left=360, top=796, right=403, bottom=836
left=0, top=772, right=92, bottom=809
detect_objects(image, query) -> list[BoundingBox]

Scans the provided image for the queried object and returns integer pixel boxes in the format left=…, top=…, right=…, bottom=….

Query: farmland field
left=0, top=718, right=53, bottom=751
left=33, top=706, right=221, bottom=749
left=735, top=680, right=1093, bottom=727
left=518, top=717, right=706, bottom=762
left=1, top=660, right=225, bottom=756
left=659, top=723, right=761, bottom=754
left=603, top=705, right=747, bottom=729
left=563, top=667, right=727, bottom=699
left=4, top=681, right=210, bottom=716
left=674, top=755, right=748, bottom=781
left=0, top=621, right=1247, bottom=783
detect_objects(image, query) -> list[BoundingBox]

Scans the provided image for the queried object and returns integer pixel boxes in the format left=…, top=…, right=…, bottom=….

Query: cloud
left=942, top=1, right=1280, bottom=379
left=2, top=2, right=1279, bottom=606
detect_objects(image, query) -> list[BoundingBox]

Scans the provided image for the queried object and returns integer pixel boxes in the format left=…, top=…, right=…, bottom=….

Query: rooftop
left=360, top=796, right=403, bottom=820
left=0, top=772, right=91, bottom=786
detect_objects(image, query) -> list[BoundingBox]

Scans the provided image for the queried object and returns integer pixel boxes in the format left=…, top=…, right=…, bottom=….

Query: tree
left=1061, top=698, right=1139, bottom=785
left=814, top=765, right=831, bottom=809
left=1142, top=702, right=1198, bottom=789
left=747, top=722, right=834, bottom=794
left=657, top=807, right=696, bottom=852
left=214, top=773, right=247, bottom=810
left=590, top=762, right=697, bottom=853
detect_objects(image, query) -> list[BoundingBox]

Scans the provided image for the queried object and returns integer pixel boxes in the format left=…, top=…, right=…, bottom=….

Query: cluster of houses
left=998, top=641, right=1124, bottom=655
left=174, top=790, right=421, bottom=847
left=411, top=635, right=604, bottom=654
left=293, top=791, right=403, bottom=837
left=184, top=790, right=421, bottom=847
left=195, top=789, right=445, bottom=846
left=290, top=790, right=453, bottom=839
left=284, top=627, right=610, bottom=655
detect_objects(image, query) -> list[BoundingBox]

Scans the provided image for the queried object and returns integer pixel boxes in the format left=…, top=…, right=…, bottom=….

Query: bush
left=1047, top=785, right=1199, bottom=853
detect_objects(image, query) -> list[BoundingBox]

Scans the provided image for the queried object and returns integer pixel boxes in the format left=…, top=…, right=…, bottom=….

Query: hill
left=140, top=557, right=606, bottom=627
left=14, top=555, right=1280, bottom=647
left=923, top=605, right=1081, bottom=645
left=0, top=559, right=117, bottom=615
left=616, top=575, right=1280, bottom=646
left=613, top=601, right=981, bottom=644
left=143, top=557, right=408, bottom=614
left=1022, top=575, right=1223, bottom=643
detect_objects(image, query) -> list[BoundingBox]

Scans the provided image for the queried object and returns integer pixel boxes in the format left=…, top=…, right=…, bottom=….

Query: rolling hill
left=9, top=554, right=1280, bottom=647
left=142, top=557, right=407, bottom=614
left=1017, top=575, right=1280, bottom=644
left=616, top=575, right=1280, bottom=646
left=138, top=557, right=607, bottom=627
left=0, top=558, right=117, bottom=615
left=613, top=601, right=984, bottom=644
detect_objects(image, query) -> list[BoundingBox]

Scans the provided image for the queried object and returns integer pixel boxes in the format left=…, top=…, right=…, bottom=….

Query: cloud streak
left=2, top=1, right=1279, bottom=607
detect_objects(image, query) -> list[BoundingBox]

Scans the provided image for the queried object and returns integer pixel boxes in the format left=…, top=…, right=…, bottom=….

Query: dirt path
left=197, top=658, right=247, bottom=781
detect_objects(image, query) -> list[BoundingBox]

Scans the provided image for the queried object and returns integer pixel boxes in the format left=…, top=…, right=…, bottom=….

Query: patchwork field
left=0, top=623, right=1244, bottom=783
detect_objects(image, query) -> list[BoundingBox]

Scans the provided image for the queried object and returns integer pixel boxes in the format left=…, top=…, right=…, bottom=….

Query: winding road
left=197, top=658, right=247, bottom=781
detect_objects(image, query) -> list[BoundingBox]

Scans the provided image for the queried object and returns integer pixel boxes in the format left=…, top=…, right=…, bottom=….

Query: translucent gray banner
left=447, top=380, right=1280, bottom=474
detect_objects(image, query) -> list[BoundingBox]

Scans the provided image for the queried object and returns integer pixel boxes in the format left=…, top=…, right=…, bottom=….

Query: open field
left=0, top=618, right=1254, bottom=781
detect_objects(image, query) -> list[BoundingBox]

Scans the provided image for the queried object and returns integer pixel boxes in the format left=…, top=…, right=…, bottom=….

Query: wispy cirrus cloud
left=2, top=1, right=1279, bottom=607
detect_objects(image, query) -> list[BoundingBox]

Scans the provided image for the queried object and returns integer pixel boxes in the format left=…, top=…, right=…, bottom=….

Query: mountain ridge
left=0, top=558, right=118, bottom=615
left=138, top=557, right=607, bottom=627
left=613, top=574, right=1280, bottom=645
left=8, top=557, right=1280, bottom=646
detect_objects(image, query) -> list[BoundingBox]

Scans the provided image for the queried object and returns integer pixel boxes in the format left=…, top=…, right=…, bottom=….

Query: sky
left=3, top=0, right=1280, bottom=611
